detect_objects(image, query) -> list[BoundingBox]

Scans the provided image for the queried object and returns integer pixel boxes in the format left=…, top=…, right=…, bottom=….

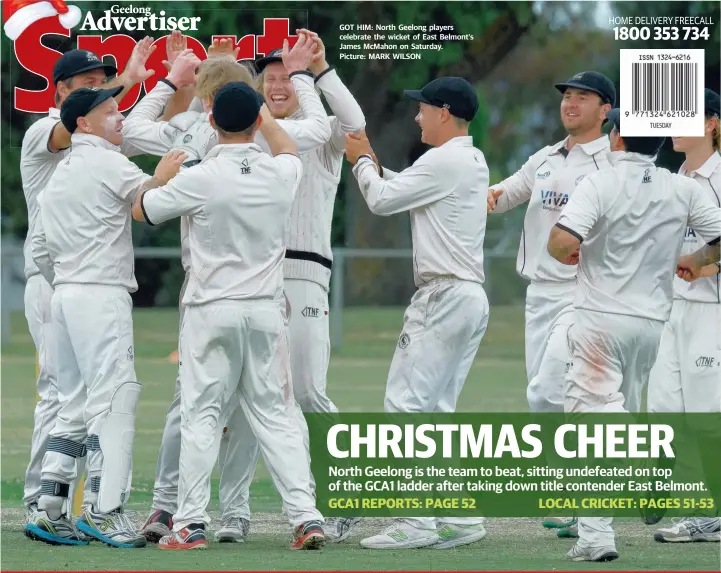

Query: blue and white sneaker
left=25, top=509, right=89, bottom=546
left=76, top=506, right=146, bottom=548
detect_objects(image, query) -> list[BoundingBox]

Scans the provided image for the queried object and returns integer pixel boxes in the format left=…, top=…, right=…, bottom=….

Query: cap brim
left=555, top=82, right=610, bottom=104
left=89, top=86, right=124, bottom=112
left=404, top=89, right=431, bottom=104
left=255, top=55, right=283, bottom=74
left=56, top=61, right=118, bottom=84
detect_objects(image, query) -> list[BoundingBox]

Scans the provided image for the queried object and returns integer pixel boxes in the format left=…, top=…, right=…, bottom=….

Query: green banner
left=306, top=413, right=721, bottom=518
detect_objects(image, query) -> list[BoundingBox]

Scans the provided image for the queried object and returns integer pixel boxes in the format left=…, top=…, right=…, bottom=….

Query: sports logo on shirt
left=398, top=333, right=410, bottom=349
left=540, top=189, right=568, bottom=211
left=241, top=158, right=251, bottom=175
left=695, top=356, right=716, bottom=368
left=536, top=170, right=551, bottom=179
left=301, top=306, right=319, bottom=318
left=183, top=134, right=192, bottom=144
left=642, top=168, right=652, bottom=183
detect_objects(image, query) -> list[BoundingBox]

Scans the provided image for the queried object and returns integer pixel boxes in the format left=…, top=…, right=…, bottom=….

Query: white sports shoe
left=360, top=519, right=440, bottom=549
left=215, top=517, right=250, bottom=543
left=433, top=522, right=487, bottom=549
left=654, top=517, right=721, bottom=543
left=323, top=517, right=361, bottom=543
left=566, top=542, right=619, bottom=562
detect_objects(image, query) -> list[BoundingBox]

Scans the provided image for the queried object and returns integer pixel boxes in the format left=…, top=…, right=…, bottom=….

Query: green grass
left=2, top=307, right=719, bottom=570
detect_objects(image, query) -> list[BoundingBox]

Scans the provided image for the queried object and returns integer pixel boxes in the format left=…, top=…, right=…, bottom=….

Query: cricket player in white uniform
left=215, top=31, right=366, bottom=544
left=547, top=108, right=721, bottom=562
left=488, top=71, right=614, bottom=537
left=132, top=34, right=334, bottom=543
left=133, top=80, right=325, bottom=551
left=344, top=77, right=490, bottom=550
left=19, top=39, right=184, bottom=524
left=648, top=89, right=721, bottom=544
left=25, top=86, right=186, bottom=548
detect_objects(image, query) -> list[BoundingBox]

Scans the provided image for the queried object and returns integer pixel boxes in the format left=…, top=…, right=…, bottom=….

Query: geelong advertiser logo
left=80, top=5, right=202, bottom=32
left=3, top=1, right=298, bottom=113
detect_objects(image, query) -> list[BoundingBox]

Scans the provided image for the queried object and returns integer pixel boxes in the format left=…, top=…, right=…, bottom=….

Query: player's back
left=41, top=135, right=139, bottom=291
left=179, top=144, right=300, bottom=305
left=574, top=152, right=709, bottom=322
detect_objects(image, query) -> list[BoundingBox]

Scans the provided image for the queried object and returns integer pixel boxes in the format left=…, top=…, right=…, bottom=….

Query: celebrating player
left=132, top=81, right=325, bottom=551
left=344, top=77, right=490, bottom=550
left=647, top=88, right=721, bottom=544
left=25, top=87, right=185, bottom=548
left=18, top=38, right=183, bottom=526
left=216, top=29, right=366, bottom=545
left=546, top=108, right=721, bottom=562
left=487, top=71, right=614, bottom=537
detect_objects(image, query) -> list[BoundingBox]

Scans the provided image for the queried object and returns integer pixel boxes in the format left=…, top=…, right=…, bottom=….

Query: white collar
left=550, top=135, right=609, bottom=156
left=680, top=151, right=721, bottom=179
left=70, top=133, right=121, bottom=153
left=607, top=150, right=657, bottom=167
left=203, top=143, right=264, bottom=162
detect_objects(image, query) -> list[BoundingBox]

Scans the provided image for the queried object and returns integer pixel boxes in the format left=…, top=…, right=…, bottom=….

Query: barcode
left=631, top=62, right=698, bottom=113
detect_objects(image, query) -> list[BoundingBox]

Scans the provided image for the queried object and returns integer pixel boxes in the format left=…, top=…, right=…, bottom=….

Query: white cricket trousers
left=565, top=309, right=664, bottom=549
left=524, top=281, right=576, bottom=413
left=215, top=278, right=336, bottom=520
left=385, top=278, right=489, bottom=530
left=173, top=299, right=322, bottom=531
left=648, top=300, right=721, bottom=414
left=23, top=275, right=62, bottom=507
left=41, top=285, right=137, bottom=509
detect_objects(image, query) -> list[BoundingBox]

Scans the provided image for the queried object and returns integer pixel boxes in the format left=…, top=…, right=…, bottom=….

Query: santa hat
left=3, top=0, right=82, bottom=41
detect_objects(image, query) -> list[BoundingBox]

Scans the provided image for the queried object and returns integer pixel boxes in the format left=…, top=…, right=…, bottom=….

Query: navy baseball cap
left=605, top=108, right=665, bottom=156
left=212, top=81, right=265, bottom=132
left=404, top=77, right=479, bottom=122
left=705, top=88, right=720, bottom=116
left=555, top=71, right=616, bottom=106
left=60, top=86, right=123, bottom=133
left=255, top=48, right=283, bottom=74
left=53, top=49, right=117, bottom=85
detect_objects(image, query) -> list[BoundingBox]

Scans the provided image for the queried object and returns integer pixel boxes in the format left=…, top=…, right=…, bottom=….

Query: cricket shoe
left=433, top=522, right=487, bottom=549
left=215, top=517, right=250, bottom=543
left=654, top=517, right=721, bottom=543
left=542, top=516, right=577, bottom=529
left=566, top=543, right=619, bottom=562
left=141, top=508, right=173, bottom=543
left=360, top=519, right=440, bottom=549
left=290, top=520, right=326, bottom=550
left=557, top=522, right=579, bottom=538
left=24, top=509, right=89, bottom=546
left=76, top=506, right=146, bottom=548
left=323, top=517, right=361, bottom=543
left=158, top=524, right=208, bottom=550
left=24, top=503, right=38, bottom=526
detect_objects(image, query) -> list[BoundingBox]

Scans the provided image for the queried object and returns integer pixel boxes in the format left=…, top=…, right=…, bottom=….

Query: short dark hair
left=216, top=124, right=255, bottom=139
left=621, top=135, right=664, bottom=156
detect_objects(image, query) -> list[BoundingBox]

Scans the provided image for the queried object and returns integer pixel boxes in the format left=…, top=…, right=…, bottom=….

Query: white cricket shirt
left=34, top=133, right=151, bottom=291
left=353, top=136, right=488, bottom=286
left=141, top=144, right=302, bottom=306
left=673, top=151, right=721, bottom=304
left=556, top=151, right=721, bottom=322
left=20, top=108, right=70, bottom=280
left=490, top=136, right=610, bottom=283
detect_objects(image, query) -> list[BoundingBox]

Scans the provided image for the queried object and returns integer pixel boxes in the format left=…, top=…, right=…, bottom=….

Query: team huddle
left=17, top=28, right=721, bottom=563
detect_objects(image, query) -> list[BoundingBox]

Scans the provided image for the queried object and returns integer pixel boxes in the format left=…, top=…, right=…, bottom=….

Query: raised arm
left=548, top=177, right=601, bottom=263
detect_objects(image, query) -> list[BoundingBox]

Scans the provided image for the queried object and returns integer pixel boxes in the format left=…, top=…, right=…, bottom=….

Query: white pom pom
left=4, top=2, right=58, bottom=41
left=58, top=5, right=82, bottom=30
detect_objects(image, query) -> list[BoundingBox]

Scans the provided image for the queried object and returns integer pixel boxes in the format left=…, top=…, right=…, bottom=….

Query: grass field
left=2, top=306, right=720, bottom=571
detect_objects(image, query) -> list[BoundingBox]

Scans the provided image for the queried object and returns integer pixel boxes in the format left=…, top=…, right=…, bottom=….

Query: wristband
left=314, top=66, right=335, bottom=83
left=289, top=70, right=314, bottom=79
left=158, top=78, right=178, bottom=92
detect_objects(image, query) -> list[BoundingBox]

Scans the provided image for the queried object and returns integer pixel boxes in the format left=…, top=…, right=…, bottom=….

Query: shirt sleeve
left=101, top=155, right=153, bottom=203
left=270, top=153, right=303, bottom=199
left=555, top=177, right=602, bottom=242
left=315, top=69, right=366, bottom=152
left=351, top=151, right=452, bottom=216
left=120, top=82, right=178, bottom=157
left=687, top=178, right=721, bottom=243
left=21, top=118, right=65, bottom=164
left=141, top=165, right=210, bottom=225
left=491, top=147, right=550, bottom=214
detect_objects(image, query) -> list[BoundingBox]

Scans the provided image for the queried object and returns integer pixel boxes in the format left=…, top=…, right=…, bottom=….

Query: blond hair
left=195, top=59, right=256, bottom=101
left=710, top=115, right=720, bottom=151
